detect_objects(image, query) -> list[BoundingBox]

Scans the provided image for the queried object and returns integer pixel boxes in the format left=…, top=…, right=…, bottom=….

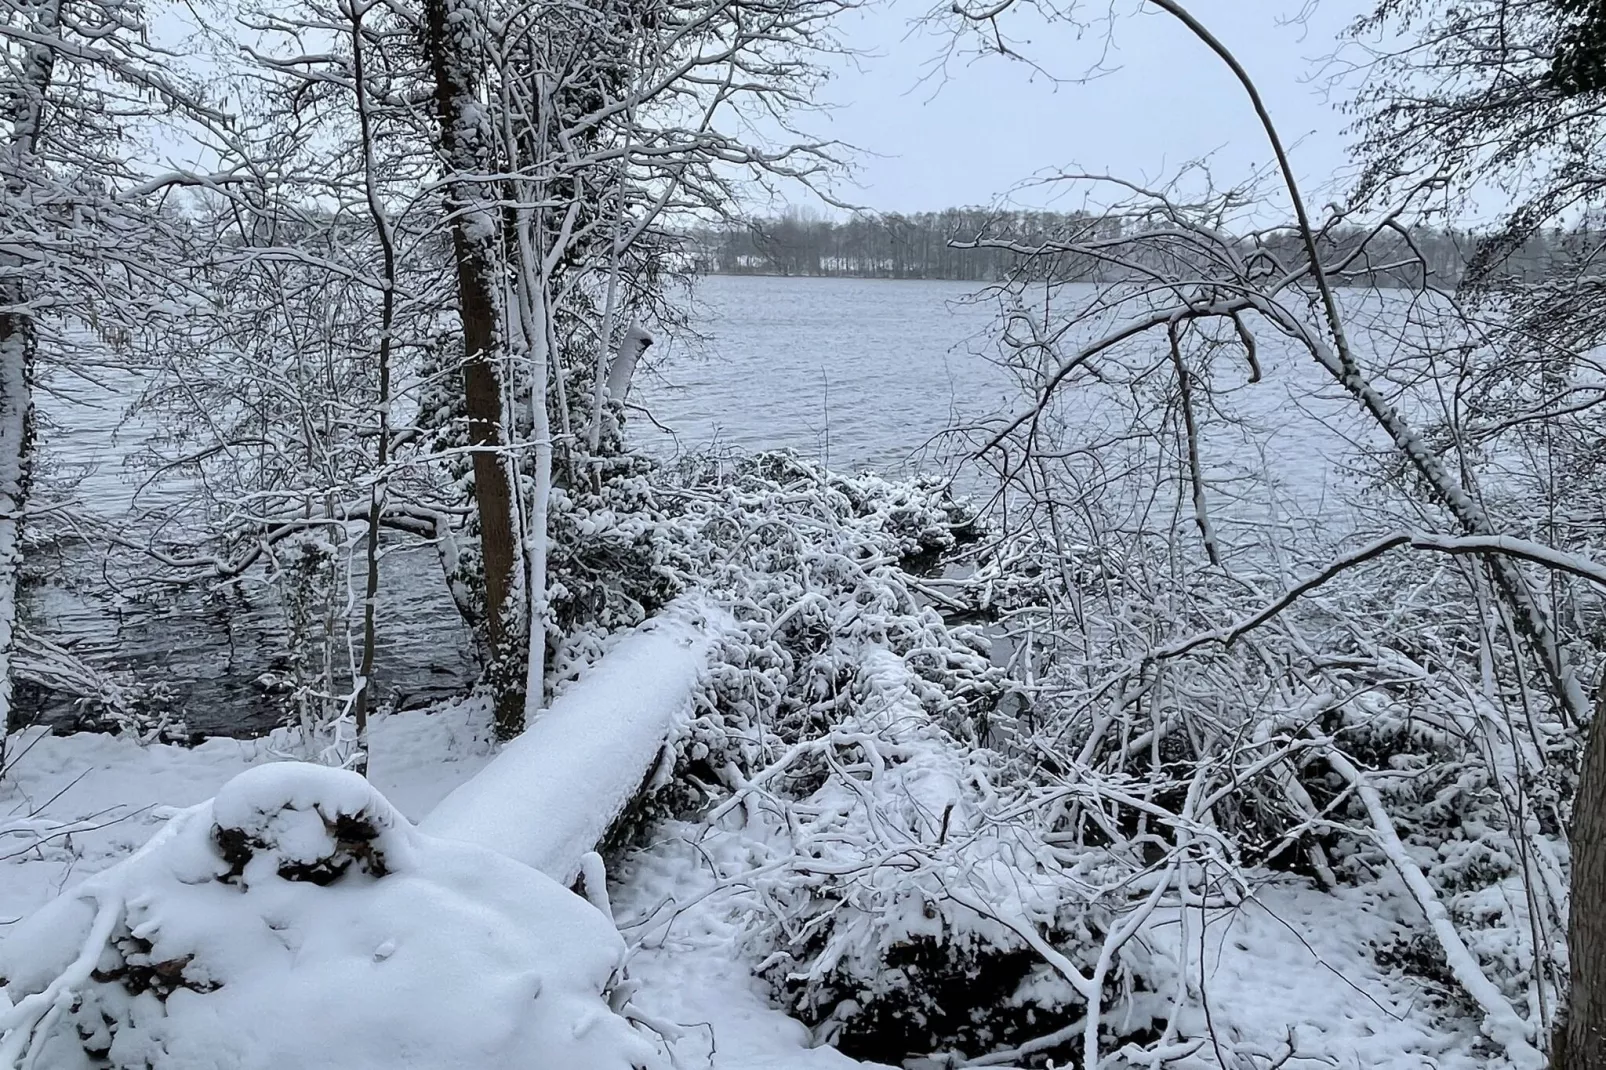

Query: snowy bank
left=0, top=762, right=662, bottom=1070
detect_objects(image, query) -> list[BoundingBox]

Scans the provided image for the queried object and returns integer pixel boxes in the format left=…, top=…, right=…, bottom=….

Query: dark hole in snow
left=213, top=824, right=256, bottom=883
left=93, top=936, right=220, bottom=1000
left=213, top=810, right=390, bottom=887
left=768, top=925, right=1165, bottom=1067
left=280, top=812, right=390, bottom=884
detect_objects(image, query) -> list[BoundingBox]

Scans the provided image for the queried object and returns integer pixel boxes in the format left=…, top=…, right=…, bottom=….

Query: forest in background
left=689, top=208, right=1573, bottom=284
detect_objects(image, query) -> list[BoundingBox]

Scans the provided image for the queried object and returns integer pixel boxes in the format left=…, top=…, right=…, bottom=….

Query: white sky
left=146, top=0, right=1387, bottom=220
left=785, top=0, right=1374, bottom=214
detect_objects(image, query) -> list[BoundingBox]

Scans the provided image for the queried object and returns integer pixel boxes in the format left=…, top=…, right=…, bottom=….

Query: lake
left=642, top=275, right=1387, bottom=515
left=637, top=275, right=1015, bottom=475
left=21, top=275, right=1393, bottom=736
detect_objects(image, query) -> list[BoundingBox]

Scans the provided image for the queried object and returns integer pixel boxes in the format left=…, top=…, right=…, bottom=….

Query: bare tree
left=418, top=0, right=854, bottom=736
left=419, top=0, right=525, bottom=737
left=893, top=0, right=1606, bottom=1065
left=1350, top=3, right=1606, bottom=1062
left=346, top=0, right=401, bottom=773
left=0, top=0, right=220, bottom=748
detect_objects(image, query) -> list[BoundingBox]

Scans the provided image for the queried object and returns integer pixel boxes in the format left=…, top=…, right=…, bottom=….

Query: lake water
left=640, top=276, right=1388, bottom=513
left=636, top=276, right=1016, bottom=475
left=21, top=275, right=1393, bottom=736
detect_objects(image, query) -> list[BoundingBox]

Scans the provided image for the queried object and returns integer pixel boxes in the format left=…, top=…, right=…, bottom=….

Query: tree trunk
left=1549, top=11, right=1606, bottom=1064
left=421, top=595, right=731, bottom=883
left=604, top=323, right=652, bottom=404
left=512, top=216, right=552, bottom=731
left=1557, top=676, right=1606, bottom=1069
left=349, top=4, right=396, bottom=774
left=423, top=0, right=524, bottom=738
left=0, top=0, right=52, bottom=740
left=0, top=314, right=31, bottom=740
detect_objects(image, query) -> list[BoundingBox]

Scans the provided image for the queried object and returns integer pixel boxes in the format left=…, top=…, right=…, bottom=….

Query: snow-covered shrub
left=540, top=450, right=690, bottom=680
left=0, top=762, right=664, bottom=1069
left=571, top=451, right=1198, bottom=1065
left=948, top=477, right=1576, bottom=1068
left=619, top=449, right=1000, bottom=794
left=1316, top=684, right=1573, bottom=1027
left=734, top=648, right=1182, bottom=1066
left=8, top=629, right=188, bottom=744
left=71, top=681, right=187, bottom=744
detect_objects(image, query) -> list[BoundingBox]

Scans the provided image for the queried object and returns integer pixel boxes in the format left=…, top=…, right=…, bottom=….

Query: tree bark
left=0, top=314, right=31, bottom=740
left=0, top=0, right=53, bottom=739
left=1557, top=675, right=1606, bottom=1069
left=423, top=0, right=524, bottom=738
left=1549, top=11, right=1606, bottom=1063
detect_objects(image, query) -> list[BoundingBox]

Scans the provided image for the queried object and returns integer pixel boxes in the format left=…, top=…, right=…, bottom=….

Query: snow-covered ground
left=0, top=724, right=662, bottom=1069
left=0, top=703, right=491, bottom=934
left=3, top=701, right=1492, bottom=1070
left=612, top=821, right=1489, bottom=1070
left=0, top=706, right=890, bottom=1069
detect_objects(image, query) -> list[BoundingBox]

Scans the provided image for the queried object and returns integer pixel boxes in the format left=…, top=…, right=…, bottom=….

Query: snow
left=0, top=693, right=1512, bottom=1070
left=0, top=760, right=660, bottom=1070
left=0, top=698, right=898, bottom=1070
left=1144, top=879, right=1486, bottom=1070
left=1324, top=746, right=1545, bottom=1067
left=616, top=832, right=898, bottom=1070
left=422, top=593, right=736, bottom=883
left=0, top=699, right=496, bottom=928
left=606, top=815, right=1493, bottom=1070
left=0, top=609, right=1525, bottom=1070
left=0, top=600, right=747, bottom=1070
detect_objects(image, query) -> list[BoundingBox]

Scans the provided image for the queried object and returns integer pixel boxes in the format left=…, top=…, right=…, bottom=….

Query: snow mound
left=0, top=762, right=663, bottom=1070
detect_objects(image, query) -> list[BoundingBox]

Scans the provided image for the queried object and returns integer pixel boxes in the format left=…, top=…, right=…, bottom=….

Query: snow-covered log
left=605, top=323, right=654, bottom=405
left=422, top=593, right=735, bottom=883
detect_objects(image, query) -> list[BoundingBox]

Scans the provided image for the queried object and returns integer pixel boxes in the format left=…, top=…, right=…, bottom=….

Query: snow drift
left=0, top=596, right=739, bottom=1069
left=0, top=762, right=664, bottom=1069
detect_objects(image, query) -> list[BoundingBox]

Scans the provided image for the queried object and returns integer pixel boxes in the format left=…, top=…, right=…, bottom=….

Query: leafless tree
left=419, top=0, right=856, bottom=735
left=899, top=0, right=1606, bottom=1065
left=0, top=0, right=221, bottom=752
left=1349, top=3, right=1606, bottom=1061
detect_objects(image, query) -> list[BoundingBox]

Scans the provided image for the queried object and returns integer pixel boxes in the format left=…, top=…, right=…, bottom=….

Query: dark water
left=17, top=536, right=479, bottom=737
left=18, top=278, right=1015, bottom=739
left=20, top=358, right=483, bottom=737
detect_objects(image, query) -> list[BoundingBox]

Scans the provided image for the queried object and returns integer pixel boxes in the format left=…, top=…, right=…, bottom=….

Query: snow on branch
left=1321, top=745, right=1546, bottom=1068
left=1154, top=531, right=1606, bottom=663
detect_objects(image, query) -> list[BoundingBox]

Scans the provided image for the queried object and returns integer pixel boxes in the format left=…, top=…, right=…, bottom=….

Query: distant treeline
left=686, top=209, right=1573, bottom=286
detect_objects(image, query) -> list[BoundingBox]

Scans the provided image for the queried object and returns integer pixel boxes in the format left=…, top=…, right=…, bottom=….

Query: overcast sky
left=789, top=0, right=1373, bottom=215
left=151, top=0, right=1387, bottom=221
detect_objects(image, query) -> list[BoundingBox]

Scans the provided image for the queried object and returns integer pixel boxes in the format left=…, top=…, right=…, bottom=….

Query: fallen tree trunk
left=422, top=594, right=734, bottom=883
